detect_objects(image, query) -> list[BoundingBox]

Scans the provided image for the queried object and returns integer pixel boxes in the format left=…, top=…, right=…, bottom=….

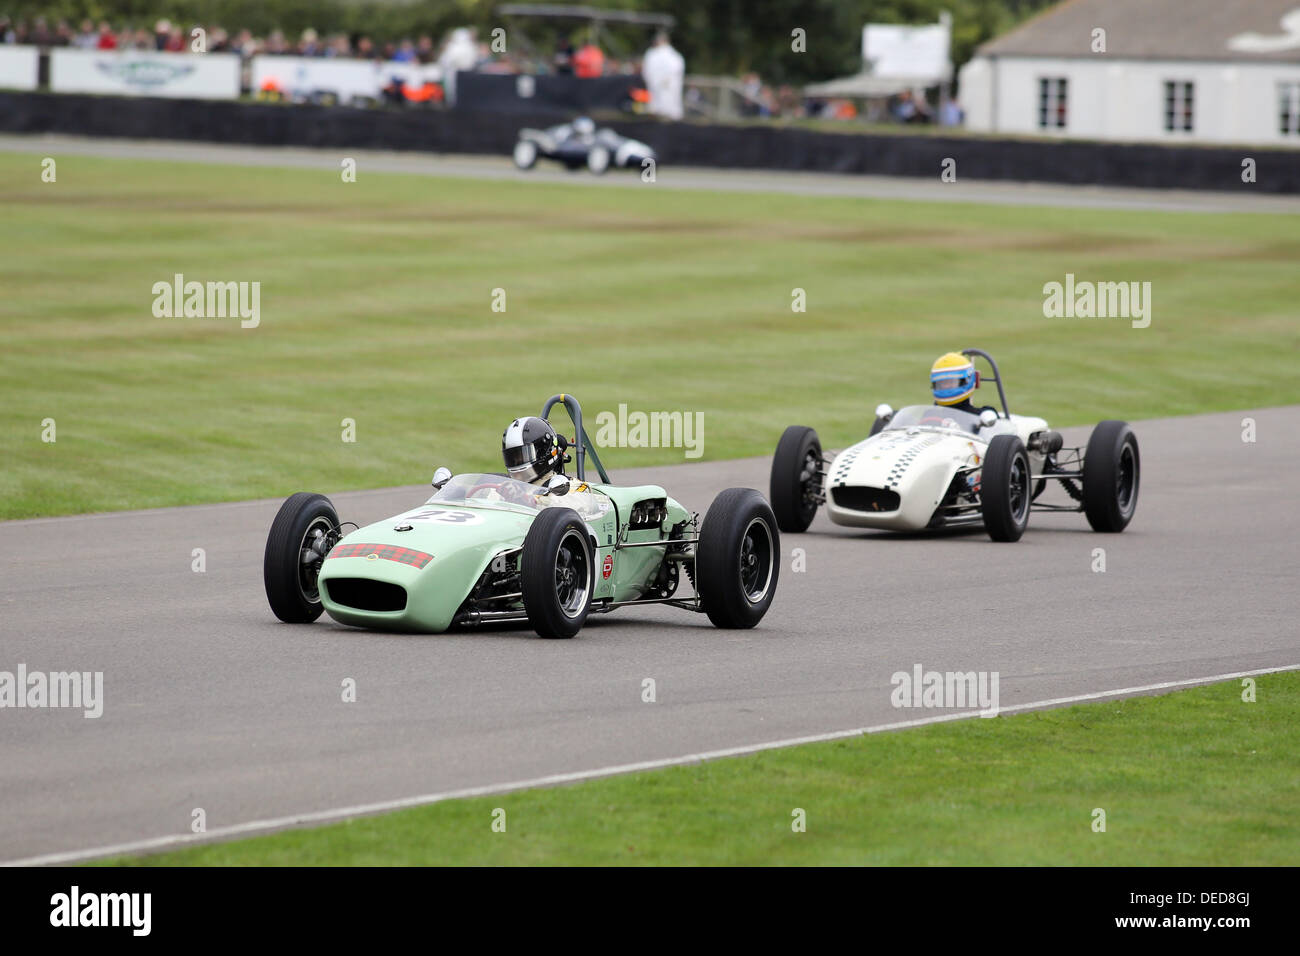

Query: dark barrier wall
left=454, top=72, right=641, bottom=115
left=1, top=91, right=1294, bottom=193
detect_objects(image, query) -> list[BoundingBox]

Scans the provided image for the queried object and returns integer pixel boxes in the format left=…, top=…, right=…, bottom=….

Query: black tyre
left=521, top=507, right=594, bottom=639
left=1083, top=420, right=1140, bottom=532
left=264, top=492, right=339, bottom=623
left=980, top=435, right=1031, bottom=542
left=696, top=488, right=779, bottom=629
left=769, top=425, right=822, bottom=533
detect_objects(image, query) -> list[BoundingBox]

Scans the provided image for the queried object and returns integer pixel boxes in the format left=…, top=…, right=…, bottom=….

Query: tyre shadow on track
left=288, top=612, right=724, bottom=641
left=806, top=523, right=1118, bottom=542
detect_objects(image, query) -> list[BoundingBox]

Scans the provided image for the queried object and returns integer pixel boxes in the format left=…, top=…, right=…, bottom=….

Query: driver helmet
left=930, top=352, right=977, bottom=406
left=502, top=416, right=563, bottom=483
left=572, top=116, right=596, bottom=137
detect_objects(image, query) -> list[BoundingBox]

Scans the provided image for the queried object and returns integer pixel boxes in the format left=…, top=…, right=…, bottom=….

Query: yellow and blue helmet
left=930, top=352, right=977, bottom=406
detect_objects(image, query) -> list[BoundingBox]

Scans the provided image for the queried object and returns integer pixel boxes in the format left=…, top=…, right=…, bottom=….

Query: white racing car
left=512, top=117, right=656, bottom=175
left=769, top=349, right=1140, bottom=541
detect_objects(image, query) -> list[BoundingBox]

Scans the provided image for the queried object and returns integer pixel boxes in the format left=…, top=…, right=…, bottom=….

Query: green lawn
left=2, top=150, right=1297, bottom=520
left=105, top=672, right=1299, bottom=866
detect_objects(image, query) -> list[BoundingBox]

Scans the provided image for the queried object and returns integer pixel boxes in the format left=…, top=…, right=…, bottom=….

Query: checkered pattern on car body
left=327, top=542, right=434, bottom=569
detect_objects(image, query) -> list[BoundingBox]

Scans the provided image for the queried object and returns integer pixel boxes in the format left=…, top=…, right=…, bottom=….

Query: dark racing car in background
left=513, top=117, right=657, bottom=175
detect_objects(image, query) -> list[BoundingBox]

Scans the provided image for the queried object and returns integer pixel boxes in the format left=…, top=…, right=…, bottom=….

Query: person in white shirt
left=439, top=27, right=479, bottom=106
left=642, top=31, right=684, bottom=121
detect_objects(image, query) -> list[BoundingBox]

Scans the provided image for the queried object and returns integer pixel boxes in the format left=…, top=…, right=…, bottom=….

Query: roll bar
left=962, top=348, right=1011, bottom=417
left=540, top=393, right=611, bottom=484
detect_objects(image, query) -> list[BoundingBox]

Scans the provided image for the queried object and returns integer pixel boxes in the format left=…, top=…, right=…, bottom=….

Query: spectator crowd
left=2, top=16, right=472, bottom=64
left=0, top=17, right=651, bottom=75
left=2, top=15, right=956, bottom=126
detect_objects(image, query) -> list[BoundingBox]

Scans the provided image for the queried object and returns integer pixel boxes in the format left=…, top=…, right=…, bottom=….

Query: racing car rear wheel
left=513, top=140, right=538, bottom=170
left=696, top=488, right=779, bottom=629
left=521, top=507, right=594, bottom=639
left=1083, top=421, right=1140, bottom=532
left=980, top=436, right=1031, bottom=542
left=770, top=425, right=822, bottom=533
left=586, top=145, right=611, bottom=175
left=264, top=492, right=340, bottom=623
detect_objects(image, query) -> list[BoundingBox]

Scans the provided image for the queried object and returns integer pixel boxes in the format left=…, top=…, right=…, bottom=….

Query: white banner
left=251, top=56, right=442, bottom=104
left=863, top=22, right=952, bottom=82
left=0, top=45, right=39, bottom=91
left=50, top=49, right=240, bottom=99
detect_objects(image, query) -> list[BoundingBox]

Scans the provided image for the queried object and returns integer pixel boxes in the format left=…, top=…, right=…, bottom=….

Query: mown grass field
left=2, top=150, right=1297, bottom=520
left=103, top=672, right=1299, bottom=866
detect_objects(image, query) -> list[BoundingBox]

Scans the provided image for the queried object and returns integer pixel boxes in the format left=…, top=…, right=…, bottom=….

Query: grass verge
left=3, top=151, right=1297, bottom=519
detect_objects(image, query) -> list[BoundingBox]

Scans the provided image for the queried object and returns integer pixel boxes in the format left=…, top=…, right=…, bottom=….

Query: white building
left=958, top=0, right=1300, bottom=145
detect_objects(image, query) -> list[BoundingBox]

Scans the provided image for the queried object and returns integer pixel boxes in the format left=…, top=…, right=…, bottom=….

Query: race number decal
left=602, top=554, right=614, bottom=579
left=406, top=509, right=483, bottom=526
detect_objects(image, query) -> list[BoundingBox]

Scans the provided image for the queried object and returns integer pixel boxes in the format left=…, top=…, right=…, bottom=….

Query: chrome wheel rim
left=738, top=517, right=775, bottom=604
left=1009, top=455, right=1029, bottom=522
left=1116, top=443, right=1138, bottom=514
left=298, top=516, right=336, bottom=603
left=554, top=529, right=591, bottom=618
left=800, top=448, right=821, bottom=514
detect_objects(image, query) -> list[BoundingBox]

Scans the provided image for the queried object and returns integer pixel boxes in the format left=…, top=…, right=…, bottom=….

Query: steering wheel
left=467, top=480, right=506, bottom=498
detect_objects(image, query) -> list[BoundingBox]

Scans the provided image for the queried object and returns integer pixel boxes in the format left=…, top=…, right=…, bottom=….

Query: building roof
left=978, top=0, right=1300, bottom=63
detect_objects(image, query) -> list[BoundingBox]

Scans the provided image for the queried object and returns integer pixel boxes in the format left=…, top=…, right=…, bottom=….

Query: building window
left=1038, top=77, right=1067, bottom=128
left=1281, top=82, right=1300, bottom=135
left=1164, top=81, right=1194, bottom=132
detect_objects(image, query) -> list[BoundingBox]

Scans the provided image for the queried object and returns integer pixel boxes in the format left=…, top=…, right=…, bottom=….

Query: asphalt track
left=1, top=406, right=1297, bottom=863
left=2, top=133, right=1299, bottom=213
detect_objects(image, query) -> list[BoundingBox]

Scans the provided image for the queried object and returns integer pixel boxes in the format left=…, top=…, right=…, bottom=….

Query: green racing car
left=263, top=394, right=780, bottom=639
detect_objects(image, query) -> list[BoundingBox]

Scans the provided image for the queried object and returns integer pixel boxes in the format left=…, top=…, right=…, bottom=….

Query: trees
left=650, top=0, right=1058, bottom=85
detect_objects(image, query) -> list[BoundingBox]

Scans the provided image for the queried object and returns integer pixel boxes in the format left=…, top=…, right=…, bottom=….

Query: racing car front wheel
left=264, top=492, right=340, bottom=623
left=980, top=436, right=1031, bottom=542
left=1083, top=421, right=1140, bottom=532
left=696, top=488, right=779, bottom=629
left=521, top=507, right=594, bottom=639
left=513, top=140, right=538, bottom=170
left=770, top=425, right=822, bottom=533
left=586, top=145, right=611, bottom=175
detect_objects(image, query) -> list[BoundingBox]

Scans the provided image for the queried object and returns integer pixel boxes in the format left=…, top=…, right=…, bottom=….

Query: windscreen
left=883, top=405, right=983, bottom=435
left=427, top=473, right=613, bottom=521
left=429, top=474, right=545, bottom=512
